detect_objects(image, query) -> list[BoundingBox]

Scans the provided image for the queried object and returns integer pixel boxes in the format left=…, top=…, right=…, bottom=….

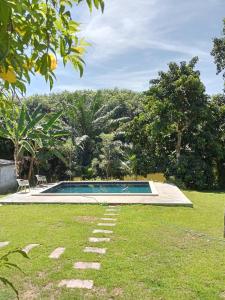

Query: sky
left=26, top=0, right=225, bottom=96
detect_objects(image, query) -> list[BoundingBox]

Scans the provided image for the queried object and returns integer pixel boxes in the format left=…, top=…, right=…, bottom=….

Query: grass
left=0, top=191, right=225, bottom=299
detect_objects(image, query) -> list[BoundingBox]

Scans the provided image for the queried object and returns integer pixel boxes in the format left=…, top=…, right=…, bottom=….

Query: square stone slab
left=101, top=218, right=117, bottom=221
left=49, top=247, right=65, bottom=259
left=74, top=262, right=101, bottom=270
left=23, top=243, right=39, bottom=254
left=0, top=241, right=9, bottom=248
left=98, top=223, right=116, bottom=227
left=84, top=247, right=106, bottom=254
left=58, top=279, right=93, bottom=289
left=93, top=229, right=113, bottom=234
left=89, top=237, right=110, bottom=243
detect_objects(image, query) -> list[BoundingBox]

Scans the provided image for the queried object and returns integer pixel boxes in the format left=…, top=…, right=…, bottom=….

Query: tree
left=145, top=57, right=208, bottom=163
left=24, top=89, right=143, bottom=179
left=26, top=114, right=68, bottom=181
left=127, top=58, right=213, bottom=189
left=91, top=133, right=130, bottom=179
left=0, top=0, right=104, bottom=94
left=64, top=92, right=130, bottom=174
left=211, top=19, right=225, bottom=87
left=0, top=99, right=66, bottom=177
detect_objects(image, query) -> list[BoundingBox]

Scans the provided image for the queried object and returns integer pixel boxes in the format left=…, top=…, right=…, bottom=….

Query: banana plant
left=27, top=121, right=69, bottom=181
left=0, top=99, right=67, bottom=178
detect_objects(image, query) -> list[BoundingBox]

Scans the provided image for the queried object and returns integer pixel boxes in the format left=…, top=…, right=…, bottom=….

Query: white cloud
left=79, top=0, right=210, bottom=64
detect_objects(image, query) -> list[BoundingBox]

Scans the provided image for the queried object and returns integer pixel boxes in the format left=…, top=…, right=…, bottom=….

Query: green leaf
left=51, top=149, right=68, bottom=166
left=17, top=105, right=26, bottom=137
left=43, top=111, right=62, bottom=131
left=86, top=0, right=92, bottom=12
left=20, top=140, right=35, bottom=156
left=0, top=277, right=19, bottom=299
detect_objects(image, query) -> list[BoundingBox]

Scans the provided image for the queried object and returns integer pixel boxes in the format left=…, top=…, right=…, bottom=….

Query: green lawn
left=1, top=191, right=225, bottom=299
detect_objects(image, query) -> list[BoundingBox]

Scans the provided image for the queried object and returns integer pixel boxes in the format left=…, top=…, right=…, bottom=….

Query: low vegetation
left=1, top=192, right=225, bottom=299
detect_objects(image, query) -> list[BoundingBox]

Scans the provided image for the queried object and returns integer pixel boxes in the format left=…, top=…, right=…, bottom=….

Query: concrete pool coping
left=0, top=182, right=193, bottom=207
left=36, top=180, right=158, bottom=196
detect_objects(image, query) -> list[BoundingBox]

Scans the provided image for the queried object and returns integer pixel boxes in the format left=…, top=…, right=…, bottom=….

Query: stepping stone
left=106, top=209, right=118, bottom=212
left=0, top=241, right=9, bottom=248
left=104, top=213, right=118, bottom=216
left=58, top=279, right=93, bottom=289
left=101, top=218, right=117, bottom=221
left=22, top=243, right=39, bottom=254
left=49, top=247, right=65, bottom=259
left=0, top=204, right=2, bottom=206
left=74, top=262, right=101, bottom=270
left=84, top=247, right=106, bottom=254
left=93, top=229, right=113, bottom=234
left=89, top=237, right=110, bottom=243
left=98, top=223, right=116, bottom=227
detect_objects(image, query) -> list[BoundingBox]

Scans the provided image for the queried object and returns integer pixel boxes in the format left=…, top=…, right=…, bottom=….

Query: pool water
left=42, top=182, right=152, bottom=194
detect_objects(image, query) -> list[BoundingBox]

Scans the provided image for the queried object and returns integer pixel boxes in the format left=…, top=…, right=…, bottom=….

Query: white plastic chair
left=17, top=179, right=30, bottom=193
left=35, top=175, right=47, bottom=186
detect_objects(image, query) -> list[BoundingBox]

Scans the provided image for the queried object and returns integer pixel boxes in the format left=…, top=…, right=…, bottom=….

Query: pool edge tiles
left=37, top=181, right=158, bottom=196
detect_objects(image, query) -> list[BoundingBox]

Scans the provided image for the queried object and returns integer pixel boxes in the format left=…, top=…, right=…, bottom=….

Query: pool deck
left=0, top=182, right=193, bottom=207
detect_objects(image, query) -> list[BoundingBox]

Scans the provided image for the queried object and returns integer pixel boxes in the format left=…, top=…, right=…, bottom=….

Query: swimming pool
left=40, top=181, right=158, bottom=195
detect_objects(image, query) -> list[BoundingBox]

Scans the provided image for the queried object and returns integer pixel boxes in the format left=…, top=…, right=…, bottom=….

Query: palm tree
left=67, top=93, right=130, bottom=169
left=91, top=133, right=131, bottom=179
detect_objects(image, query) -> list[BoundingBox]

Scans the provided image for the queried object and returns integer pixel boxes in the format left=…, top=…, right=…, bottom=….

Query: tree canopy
left=211, top=18, right=225, bottom=88
left=0, top=0, right=104, bottom=94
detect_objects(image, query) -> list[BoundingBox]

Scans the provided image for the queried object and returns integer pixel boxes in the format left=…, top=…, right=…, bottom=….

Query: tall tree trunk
left=176, top=130, right=182, bottom=163
left=28, top=156, right=35, bottom=181
left=14, top=144, right=20, bottom=178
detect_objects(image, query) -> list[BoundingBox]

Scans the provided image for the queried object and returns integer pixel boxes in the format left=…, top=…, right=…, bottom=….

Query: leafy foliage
left=24, top=89, right=142, bottom=179
left=0, top=0, right=104, bottom=94
left=211, top=18, right=225, bottom=88
left=0, top=99, right=68, bottom=177
left=127, top=58, right=225, bottom=189
left=91, top=133, right=131, bottom=178
left=0, top=249, right=29, bottom=299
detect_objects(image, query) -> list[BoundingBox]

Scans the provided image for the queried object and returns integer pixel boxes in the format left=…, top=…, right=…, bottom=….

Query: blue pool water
left=42, top=182, right=152, bottom=194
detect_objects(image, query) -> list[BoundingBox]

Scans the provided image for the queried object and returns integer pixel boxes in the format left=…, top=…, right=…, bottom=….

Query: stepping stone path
left=84, top=247, right=106, bottom=254
left=58, top=279, right=93, bottom=289
left=49, top=247, right=65, bottom=259
left=89, top=237, right=110, bottom=243
left=58, top=206, right=120, bottom=291
left=74, top=262, right=101, bottom=270
left=93, top=229, right=113, bottom=234
left=23, top=243, right=39, bottom=254
left=104, top=213, right=118, bottom=216
left=97, top=223, right=116, bottom=226
left=0, top=241, right=9, bottom=248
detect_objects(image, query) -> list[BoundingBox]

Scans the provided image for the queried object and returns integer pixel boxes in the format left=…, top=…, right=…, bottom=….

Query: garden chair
left=17, top=179, right=30, bottom=193
left=35, top=175, right=47, bottom=186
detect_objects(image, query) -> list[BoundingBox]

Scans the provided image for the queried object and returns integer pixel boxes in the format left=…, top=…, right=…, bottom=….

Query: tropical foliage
left=211, top=18, right=225, bottom=88
left=0, top=249, right=28, bottom=299
left=0, top=99, right=67, bottom=178
left=0, top=0, right=104, bottom=94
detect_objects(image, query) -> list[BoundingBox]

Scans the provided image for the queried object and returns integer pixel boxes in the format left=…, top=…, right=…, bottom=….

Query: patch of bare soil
left=74, top=215, right=98, bottom=223
left=20, top=282, right=40, bottom=300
